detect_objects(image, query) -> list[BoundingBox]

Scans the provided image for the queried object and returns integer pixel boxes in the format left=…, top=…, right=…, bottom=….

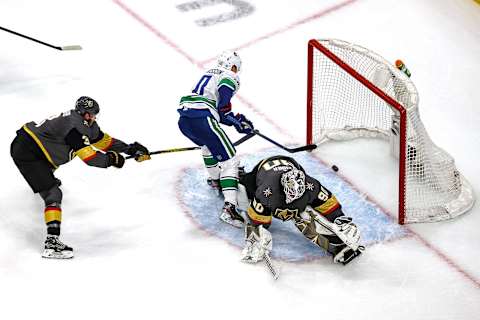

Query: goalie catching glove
left=126, top=142, right=151, bottom=162
left=241, top=224, right=272, bottom=263
left=223, top=112, right=254, bottom=134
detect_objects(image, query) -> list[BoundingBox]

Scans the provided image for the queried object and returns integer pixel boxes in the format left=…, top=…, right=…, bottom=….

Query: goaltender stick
left=238, top=155, right=364, bottom=265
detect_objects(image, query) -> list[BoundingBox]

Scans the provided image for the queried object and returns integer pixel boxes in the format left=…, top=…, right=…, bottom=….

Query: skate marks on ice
left=177, top=149, right=408, bottom=262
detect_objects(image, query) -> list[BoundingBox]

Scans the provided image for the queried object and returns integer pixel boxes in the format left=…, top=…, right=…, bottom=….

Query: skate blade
left=42, top=249, right=74, bottom=259
left=219, top=215, right=244, bottom=228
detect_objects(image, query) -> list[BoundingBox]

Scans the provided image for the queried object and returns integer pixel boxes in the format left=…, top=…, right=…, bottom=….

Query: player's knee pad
left=39, top=184, right=63, bottom=207
left=219, top=157, right=239, bottom=177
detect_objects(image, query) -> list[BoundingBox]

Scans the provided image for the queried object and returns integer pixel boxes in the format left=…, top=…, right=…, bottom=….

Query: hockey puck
left=331, top=165, right=339, bottom=172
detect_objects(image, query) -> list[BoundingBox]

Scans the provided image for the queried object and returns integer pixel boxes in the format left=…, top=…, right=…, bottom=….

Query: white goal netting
left=308, top=39, right=474, bottom=223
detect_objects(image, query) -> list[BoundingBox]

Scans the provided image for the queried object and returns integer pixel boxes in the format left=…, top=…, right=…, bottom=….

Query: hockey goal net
left=306, top=39, right=475, bottom=224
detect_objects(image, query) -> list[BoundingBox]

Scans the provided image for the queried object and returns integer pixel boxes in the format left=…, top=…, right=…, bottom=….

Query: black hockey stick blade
left=253, top=130, right=317, bottom=153
left=233, top=131, right=256, bottom=146
left=0, top=26, right=82, bottom=51
left=126, top=132, right=255, bottom=160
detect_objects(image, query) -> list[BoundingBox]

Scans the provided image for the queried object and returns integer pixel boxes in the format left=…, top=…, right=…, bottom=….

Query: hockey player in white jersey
left=178, top=51, right=254, bottom=228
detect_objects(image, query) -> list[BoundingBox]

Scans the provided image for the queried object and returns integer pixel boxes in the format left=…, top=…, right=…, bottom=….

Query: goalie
left=238, top=155, right=364, bottom=265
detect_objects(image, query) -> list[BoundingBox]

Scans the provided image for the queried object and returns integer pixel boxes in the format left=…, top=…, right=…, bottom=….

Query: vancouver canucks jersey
left=179, top=68, right=240, bottom=122
left=240, top=156, right=341, bottom=226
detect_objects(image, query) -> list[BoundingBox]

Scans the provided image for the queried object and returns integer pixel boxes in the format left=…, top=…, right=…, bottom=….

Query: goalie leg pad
left=294, top=210, right=333, bottom=252
left=296, top=209, right=364, bottom=262
left=312, top=211, right=361, bottom=251
left=241, top=224, right=272, bottom=263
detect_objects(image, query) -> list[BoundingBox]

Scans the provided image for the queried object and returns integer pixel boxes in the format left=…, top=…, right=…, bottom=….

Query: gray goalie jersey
left=22, top=109, right=129, bottom=169
left=239, top=156, right=341, bottom=226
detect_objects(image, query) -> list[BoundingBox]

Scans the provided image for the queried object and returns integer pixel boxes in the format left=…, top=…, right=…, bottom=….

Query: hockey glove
left=107, top=151, right=125, bottom=168
left=235, top=113, right=254, bottom=134
left=126, top=142, right=151, bottom=162
left=224, top=112, right=254, bottom=134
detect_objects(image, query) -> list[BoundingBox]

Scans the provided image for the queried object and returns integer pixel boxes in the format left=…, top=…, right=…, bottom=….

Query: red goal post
left=306, top=39, right=475, bottom=224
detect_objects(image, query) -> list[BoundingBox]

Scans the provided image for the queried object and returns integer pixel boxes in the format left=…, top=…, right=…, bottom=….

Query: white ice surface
left=0, top=1, right=479, bottom=319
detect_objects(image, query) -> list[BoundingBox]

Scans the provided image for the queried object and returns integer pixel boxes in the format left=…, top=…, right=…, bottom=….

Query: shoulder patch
left=218, top=77, right=238, bottom=91
left=306, top=182, right=315, bottom=191
left=263, top=187, right=273, bottom=198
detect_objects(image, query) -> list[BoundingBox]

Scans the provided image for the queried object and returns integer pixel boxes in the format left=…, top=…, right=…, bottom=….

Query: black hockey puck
left=331, top=165, right=339, bottom=172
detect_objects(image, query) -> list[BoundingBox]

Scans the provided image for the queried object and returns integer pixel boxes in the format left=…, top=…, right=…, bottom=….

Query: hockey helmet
left=75, top=96, right=100, bottom=116
left=280, top=167, right=306, bottom=204
left=217, top=50, right=242, bottom=72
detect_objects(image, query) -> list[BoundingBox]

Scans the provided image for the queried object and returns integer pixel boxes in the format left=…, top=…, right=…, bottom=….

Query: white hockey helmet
left=217, top=50, right=242, bottom=72
left=280, top=167, right=306, bottom=204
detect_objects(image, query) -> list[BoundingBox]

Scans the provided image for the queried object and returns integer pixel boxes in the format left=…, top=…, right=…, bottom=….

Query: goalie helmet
left=75, top=96, right=99, bottom=116
left=217, top=50, right=242, bottom=72
left=280, top=167, right=306, bottom=204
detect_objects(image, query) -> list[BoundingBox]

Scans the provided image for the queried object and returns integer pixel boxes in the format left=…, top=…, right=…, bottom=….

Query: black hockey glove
left=107, top=151, right=125, bottom=168
left=126, top=142, right=151, bottom=162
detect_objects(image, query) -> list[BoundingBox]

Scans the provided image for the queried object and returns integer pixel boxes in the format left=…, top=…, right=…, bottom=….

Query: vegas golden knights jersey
left=23, top=109, right=128, bottom=168
left=239, top=156, right=341, bottom=226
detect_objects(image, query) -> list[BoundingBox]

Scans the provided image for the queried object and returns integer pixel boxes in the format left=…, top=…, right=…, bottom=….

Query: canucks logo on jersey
left=179, top=68, right=240, bottom=122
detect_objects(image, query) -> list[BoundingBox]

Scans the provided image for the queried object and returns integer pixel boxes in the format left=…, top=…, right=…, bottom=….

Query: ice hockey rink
left=1, top=0, right=479, bottom=319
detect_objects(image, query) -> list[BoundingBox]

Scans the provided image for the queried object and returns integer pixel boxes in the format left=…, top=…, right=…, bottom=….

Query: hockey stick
left=253, top=130, right=317, bottom=153
left=126, top=131, right=256, bottom=159
left=0, top=26, right=82, bottom=51
left=263, top=253, right=279, bottom=280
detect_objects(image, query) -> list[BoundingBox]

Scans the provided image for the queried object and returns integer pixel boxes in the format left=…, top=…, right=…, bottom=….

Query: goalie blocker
left=238, top=155, right=364, bottom=266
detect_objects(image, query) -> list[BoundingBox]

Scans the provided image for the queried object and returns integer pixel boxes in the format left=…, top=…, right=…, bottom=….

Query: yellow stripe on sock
left=44, top=208, right=62, bottom=223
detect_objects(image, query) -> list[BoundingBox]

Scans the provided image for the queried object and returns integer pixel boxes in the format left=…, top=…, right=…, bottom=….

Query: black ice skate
left=220, top=202, right=245, bottom=228
left=42, top=235, right=74, bottom=259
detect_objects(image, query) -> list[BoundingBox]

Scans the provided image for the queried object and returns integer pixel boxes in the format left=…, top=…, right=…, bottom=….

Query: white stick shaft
left=61, top=45, right=82, bottom=50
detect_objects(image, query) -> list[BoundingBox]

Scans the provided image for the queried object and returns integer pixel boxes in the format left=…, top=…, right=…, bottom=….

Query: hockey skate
left=42, top=235, right=74, bottom=259
left=220, top=202, right=245, bottom=228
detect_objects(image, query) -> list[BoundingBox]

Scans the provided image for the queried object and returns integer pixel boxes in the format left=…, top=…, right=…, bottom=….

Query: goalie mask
left=280, top=167, right=306, bottom=204
left=217, top=50, right=242, bottom=72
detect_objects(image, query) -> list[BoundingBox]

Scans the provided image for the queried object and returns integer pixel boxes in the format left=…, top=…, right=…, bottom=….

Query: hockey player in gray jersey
left=238, top=155, right=364, bottom=265
left=10, top=96, right=151, bottom=259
